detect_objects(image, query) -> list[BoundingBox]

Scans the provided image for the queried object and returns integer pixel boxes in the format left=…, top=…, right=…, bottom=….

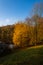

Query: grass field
left=0, top=45, right=43, bottom=65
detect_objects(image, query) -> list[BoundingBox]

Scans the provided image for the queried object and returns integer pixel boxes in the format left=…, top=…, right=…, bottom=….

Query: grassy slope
left=0, top=45, right=43, bottom=65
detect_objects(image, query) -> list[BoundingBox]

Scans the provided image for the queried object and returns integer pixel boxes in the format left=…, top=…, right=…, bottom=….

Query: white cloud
left=0, top=18, right=17, bottom=26
left=0, top=18, right=11, bottom=26
left=0, top=17, right=23, bottom=26
left=5, top=19, right=10, bottom=23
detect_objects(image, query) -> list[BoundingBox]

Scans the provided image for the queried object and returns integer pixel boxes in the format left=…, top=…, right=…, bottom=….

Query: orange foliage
left=13, top=23, right=31, bottom=47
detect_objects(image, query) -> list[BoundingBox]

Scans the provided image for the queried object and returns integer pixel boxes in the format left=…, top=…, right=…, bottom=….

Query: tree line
left=0, top=15, right=43, bottom=47
left=0, top=25, right=14, bottom=44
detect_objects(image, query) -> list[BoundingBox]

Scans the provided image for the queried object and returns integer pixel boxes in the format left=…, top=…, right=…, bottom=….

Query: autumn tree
left=37, top=18, right=43, bottom=44
left=31, top=3, right=43, bottom=44
left=13, top=23, right=31, bottom=47
left=0, top=25, right=14, bottom=44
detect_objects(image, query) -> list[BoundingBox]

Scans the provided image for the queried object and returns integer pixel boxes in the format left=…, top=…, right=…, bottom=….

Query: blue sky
left=0, top=0, right=43, bottom=26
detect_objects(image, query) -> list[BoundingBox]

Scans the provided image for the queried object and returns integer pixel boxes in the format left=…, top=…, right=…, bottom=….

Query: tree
left=13, top=23, right=31, bottom=47
left=37, top=18, right=43, bottom=44
left=0, top=25, right=14, bottom=44
left=32, top=3, right=43, bottom=44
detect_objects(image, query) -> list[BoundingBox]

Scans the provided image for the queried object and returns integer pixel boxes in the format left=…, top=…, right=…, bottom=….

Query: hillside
left=0, top=24, right=14, bottom=44
left=0, top=45, right=43, bottom=65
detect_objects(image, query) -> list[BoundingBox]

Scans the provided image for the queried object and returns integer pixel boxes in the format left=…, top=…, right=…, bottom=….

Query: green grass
left=0, top=45, right=43, bottom=65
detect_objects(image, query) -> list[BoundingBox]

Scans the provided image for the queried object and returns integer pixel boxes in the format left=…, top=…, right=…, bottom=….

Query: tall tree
left=32, top=3, right=43, bottom=44
left=13, top=23, right=31, bottom=47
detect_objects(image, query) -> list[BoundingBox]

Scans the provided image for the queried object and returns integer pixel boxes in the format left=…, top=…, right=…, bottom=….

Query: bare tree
left=32, top=3, right=43, bottom=45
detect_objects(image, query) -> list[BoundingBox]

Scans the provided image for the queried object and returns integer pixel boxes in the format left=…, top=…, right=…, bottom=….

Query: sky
left=0, top=0, right=43, bottom=26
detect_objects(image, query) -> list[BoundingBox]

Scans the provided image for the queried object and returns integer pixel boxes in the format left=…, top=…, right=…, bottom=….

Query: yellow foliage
left=13, top=23, right=31, bottom=47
